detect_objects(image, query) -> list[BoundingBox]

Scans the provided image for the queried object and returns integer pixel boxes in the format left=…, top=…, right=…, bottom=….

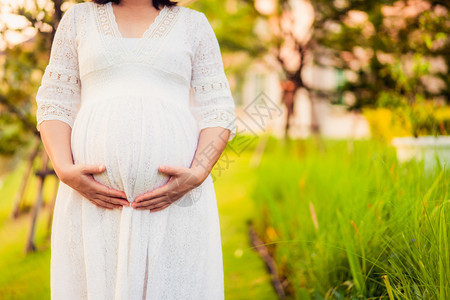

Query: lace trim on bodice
left=96, top=3, right=115, bottom=37
left=94, top=3, right=181, bottom=58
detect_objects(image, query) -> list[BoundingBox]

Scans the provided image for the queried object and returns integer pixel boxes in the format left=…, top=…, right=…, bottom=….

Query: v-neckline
left=106, top=2, right=168, bottom=55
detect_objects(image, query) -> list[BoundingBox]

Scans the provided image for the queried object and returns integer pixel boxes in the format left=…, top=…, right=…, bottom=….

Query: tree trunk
left=280, top=80, right=297, bottom=139
left=309, top=96, right=321, bottom=136
left=10, top=144, right=40, bottom=219
left=25, top=151, right=49, bottom=253
left=46, top=179, right=60, bottom=239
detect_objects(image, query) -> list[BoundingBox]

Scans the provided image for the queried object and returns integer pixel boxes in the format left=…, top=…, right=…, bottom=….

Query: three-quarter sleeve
left=189, top=12, right=236, bottom=142
left=35, top=5, right=81, bottom=132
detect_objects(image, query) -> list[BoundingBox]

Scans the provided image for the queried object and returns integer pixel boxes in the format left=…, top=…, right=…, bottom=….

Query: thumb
left=82, top=164, right=106, bottom=174
left=158, top=165, right=181, bottom=175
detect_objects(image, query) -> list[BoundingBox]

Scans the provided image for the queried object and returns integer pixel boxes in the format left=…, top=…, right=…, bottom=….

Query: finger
left=132, top=195, right=167, bottom=208
left=90, top=197, right=116, bottom=209
left=96, top=194, right=129, bottom=207
left=135, top=181, right=173, bottom=202
left=89, top=198, right=114, bottom=210
left=79, top=193, right=113, bottom=210
left=158, top=165, right=185, bottom=176
left=149, top=199, right=174, bottom=210
left=149, top=202, right=172, bottom=213
left=94, top=197, right=123, bottom=209
left=135, top=200, right=169, bottom=211
left=82, top=164, right=106, bottom=175
left=88, top=179, right=127, bottom=199
left=134, top=196, right=181, bottom=209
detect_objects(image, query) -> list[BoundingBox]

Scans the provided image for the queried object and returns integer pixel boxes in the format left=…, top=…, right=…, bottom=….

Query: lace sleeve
left=189, top=12, right=236, bottom=142
left=35, top=5, right=81, bottom=132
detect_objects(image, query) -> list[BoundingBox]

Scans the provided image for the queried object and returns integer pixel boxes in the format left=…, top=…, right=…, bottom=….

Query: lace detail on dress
left=35, top=4, right=81, bottom=131
left=192, top=80, right=229, bottom=94
left=152, top=6, right=180, bottom=39
left=135, top=5, right=181, bottom=58
left=93, top=2, right=183, bottom=63
left=199, top=109, right=235, bottom=127
left=97, top=4, right=115, bottom=37
left=190, top=12, right=236, bottom=142
left=36, top=102, right=78, bottom=129
left=43, top=66, right=80, bottom=85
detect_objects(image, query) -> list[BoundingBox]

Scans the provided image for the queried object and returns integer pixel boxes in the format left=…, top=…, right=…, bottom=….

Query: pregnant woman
left=35, top=0, right=236, bottom=299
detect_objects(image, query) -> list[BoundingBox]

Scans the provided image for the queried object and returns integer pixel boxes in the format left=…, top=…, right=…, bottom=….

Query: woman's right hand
left=58, top=164, right=129, bottom=210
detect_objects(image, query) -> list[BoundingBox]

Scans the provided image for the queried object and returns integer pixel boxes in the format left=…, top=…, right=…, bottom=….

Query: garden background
left=0, top=0, right=449, bottom=299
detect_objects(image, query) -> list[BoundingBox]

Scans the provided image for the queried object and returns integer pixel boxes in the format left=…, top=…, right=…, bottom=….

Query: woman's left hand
left=131, top=165, right=206, bottom=212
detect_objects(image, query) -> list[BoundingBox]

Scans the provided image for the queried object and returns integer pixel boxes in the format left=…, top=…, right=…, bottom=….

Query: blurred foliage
left=312, top=0, right=449, bottom=136
left=315, top=0, right=449, bottom=106
left=373, top=52, right=449, bottom=137
left=192, top=0, right=450, bottom=136
left=188, top=0, right=264, bottom=74
left=364, top=105, right=450, bottom=141
left=364, top=97, right=450, bottom=141
left=0, top=41, right=42, bottom=157
left=363, top=108, right=412, bottom=141
left=0, top=1, right=87, bottom=160
left=189, top=0, right=263, bottom=55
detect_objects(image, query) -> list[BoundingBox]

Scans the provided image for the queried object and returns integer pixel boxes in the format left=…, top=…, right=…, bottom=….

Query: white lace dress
left=35, top=2, right=236, bottom=299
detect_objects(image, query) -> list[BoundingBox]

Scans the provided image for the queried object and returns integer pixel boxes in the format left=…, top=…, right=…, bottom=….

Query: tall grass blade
left=336, top=209, right=364, bottom=296
left=382, top=275, right=395, bottom=300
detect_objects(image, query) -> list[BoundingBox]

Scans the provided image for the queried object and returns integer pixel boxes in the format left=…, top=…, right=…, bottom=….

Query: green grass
left=251, top=138, right=450, bottom=299
left=0, top=146, right=275, bottom=299
left=0, top=156, right=55, bottom=299
left=213, top=149, right=277, bottom=299
left=0, top=214, right=51, bottom=299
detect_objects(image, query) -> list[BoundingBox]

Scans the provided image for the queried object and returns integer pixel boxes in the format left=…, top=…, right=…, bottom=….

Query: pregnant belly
left=70, top=96, right=199, bottom=203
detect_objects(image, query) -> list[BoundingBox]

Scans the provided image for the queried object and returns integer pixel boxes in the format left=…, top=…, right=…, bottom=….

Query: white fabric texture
left=35, top=2, right=236, bottom=299
left=123, top=37, right=140, bottom=51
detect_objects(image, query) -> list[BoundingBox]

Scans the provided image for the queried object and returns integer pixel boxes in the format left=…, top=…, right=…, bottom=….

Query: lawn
left=252, top=138, right=450, bottom=299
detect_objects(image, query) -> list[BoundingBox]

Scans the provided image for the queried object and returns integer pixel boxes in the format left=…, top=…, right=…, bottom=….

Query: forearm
left=39, top=120, right=75, bottom=180
left=190, top=127, right=230, bottom=181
